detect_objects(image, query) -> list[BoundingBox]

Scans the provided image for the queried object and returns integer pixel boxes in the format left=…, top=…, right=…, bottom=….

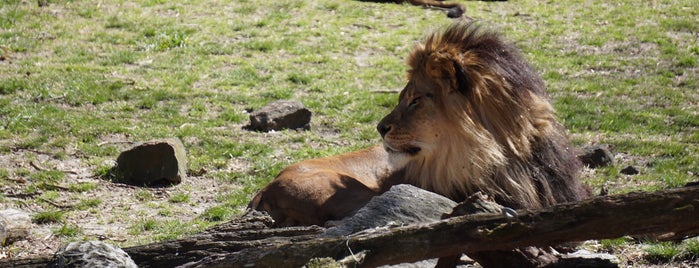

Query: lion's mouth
left=383, top=144, right=422, bottom=156
left=405, top=147, right=421, bottom=155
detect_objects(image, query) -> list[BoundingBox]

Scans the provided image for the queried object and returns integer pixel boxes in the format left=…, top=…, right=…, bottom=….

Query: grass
left=642, top=239, right=699, bottom=264
left=645, top=242, right=682, bottom=263
left=0, top=0, right=697, bottom=265
left=168, top=191, right=190, bottom=203
left=32, top=210, right=65, bottom=224
left=54, top=224, right=82, bottom=237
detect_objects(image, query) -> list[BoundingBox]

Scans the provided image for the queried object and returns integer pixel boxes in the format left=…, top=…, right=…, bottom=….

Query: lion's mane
left=398, top=22, right=589, bottom=209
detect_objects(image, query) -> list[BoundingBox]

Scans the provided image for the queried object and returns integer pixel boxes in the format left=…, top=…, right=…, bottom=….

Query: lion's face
left=377, top=73, right=452, bottom=159
left=377, top=77, right=439, bottom=156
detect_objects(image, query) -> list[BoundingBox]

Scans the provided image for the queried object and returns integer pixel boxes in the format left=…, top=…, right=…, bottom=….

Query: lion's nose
left=377, top=123, right=392, bottom=138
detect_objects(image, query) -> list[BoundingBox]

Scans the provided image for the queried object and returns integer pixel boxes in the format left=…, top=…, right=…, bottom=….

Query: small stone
left=0, top=209, right=31, bottom=246
left=115, top=138, right=187, bottom=186
left=620, top=165, right=639, bottom=175
left=578, top=145, right=614, bottom=168
left=446, top=6, right=465, bottom=18
left=248, top=100, right=311, bottom=132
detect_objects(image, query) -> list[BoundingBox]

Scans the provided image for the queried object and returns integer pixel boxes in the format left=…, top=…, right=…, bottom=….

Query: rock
left=443, top=191, right=503, bottom=218
left=248, top=100, right=311, bottom=132
left=620, top=165, right=639, bottom=175
left=323, top=184, right=457, bottom=237
left=549, top=249, right=619, bottom=268
left=577, top=145, right=614, bottom=168
left=50, top=241, right=137, bottom=268
left=115, top=138, right=187, bottom=186
left=0, top=209, right=31, bottom=246
left=446, top=6, right=465, bottom=18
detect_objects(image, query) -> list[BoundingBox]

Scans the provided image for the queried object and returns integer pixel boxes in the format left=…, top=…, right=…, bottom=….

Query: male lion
left=250, top=21, right=589, bottom=231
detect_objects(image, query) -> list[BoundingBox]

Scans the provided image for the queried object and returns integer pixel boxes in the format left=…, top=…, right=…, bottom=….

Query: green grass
left=0, top=0, right=697, bottom=264
left=200, top=205, right=232, bottom=222
left=129, top=218, right=158, bottom=235
left=599, top=237, right=633, bottom=252
left=69, top=182, right=97, bottom=193
left=54, top=224, right=82, bottom=237
left=76, top=198, right=102, bottom=210
left=645, top=242, right=682, bottom=263
left=32, top=210, right=65, bottom=224
left=168, top=192, right=190, bottom=203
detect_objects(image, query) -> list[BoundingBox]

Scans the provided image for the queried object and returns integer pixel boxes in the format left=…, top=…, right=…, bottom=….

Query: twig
left=30, top=161, right=48, bottom=171
left=30, top=160, right=82, bottom=176
left=370, top=89, right=401, bottom=94
left=36, top=197, right=74, bottom=209
left=10, top=146, right=54, bottom=156
left=3, top=177, right=27, bottom=183
left=106, top=181, right=138, bottom=189
left=97, top=141, right=134, bottom=146
left=40, top=183, right=71, bottom=191
left=45, top=94, right=66, bottom=102
left=4, top=191, right=41, bottom=199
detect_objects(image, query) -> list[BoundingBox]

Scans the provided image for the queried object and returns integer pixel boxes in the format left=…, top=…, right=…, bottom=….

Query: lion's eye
left=408, top=97, right=421, bottom=108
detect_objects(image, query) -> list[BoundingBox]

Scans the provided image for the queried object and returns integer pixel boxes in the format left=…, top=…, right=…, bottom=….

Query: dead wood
left=2, top=185, right=698, bottom=268
left=183, top=184, right=699, bottom=268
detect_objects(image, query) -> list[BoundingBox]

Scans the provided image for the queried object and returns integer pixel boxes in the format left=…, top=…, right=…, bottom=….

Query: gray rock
left=0, top=209, right=31, bottom=246
left=248, top=100, right=311, bottom=132
left=323, top=184, right=457, bottom=237
left=577, top=144, right=614, bottom=168
left=50, top=241, right=137, bottom=268
left=115, top=138, right=187, bottom=186
left=549, top=249, right=619, bottom=268
left=620, top=165, right=639, bottom=175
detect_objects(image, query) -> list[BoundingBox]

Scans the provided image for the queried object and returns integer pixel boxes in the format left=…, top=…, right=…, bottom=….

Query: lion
left=249, top=21, right=590, bottom=230
left=366, top=0, right=466, bottom=18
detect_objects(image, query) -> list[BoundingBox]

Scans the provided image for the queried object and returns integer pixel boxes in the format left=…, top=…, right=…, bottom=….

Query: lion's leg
left=249, top=171, right=379, bottom=227
left=406, top=0, right=465, bottom=18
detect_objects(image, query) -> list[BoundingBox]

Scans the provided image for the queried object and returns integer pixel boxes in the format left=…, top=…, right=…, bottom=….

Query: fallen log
left=2, top=184, right=698, bottom=268
left=183, top=184, right=699, bottom=267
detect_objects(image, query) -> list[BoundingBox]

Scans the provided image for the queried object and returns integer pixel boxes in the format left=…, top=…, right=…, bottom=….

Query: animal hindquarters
left=249, top=169, right=380, bottom=227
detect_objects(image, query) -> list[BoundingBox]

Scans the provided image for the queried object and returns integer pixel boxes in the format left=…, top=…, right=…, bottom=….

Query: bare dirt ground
left=2, top=146, right=697, bottom=268
left=0, top=143, right=241, bottom=260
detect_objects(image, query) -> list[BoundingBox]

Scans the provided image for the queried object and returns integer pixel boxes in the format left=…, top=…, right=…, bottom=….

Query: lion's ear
left=425, top=53, right=468, bottom=95
left=452, top=60, right=471, bottom=96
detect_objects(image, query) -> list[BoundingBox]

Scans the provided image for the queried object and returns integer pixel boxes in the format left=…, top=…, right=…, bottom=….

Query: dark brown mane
left=408, top=22, right=546, bottom=99
left=402, top=21, right=590, bottom=209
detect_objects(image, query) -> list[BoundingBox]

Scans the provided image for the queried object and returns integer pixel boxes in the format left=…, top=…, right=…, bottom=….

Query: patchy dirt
left=0, top=144, right=242, bottom=260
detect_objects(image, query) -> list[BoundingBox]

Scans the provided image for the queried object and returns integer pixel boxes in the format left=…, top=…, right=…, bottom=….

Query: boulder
left=0, top=209, right=31, bottom=246
left=248, top=100, right=311, bottom=132
left=323, top=184, right=457, bottom=237
left=577, top=144, right=614, bottom=168
left=115, top=138, right=187, bottom=186
left=51, top=241, right=137, bottom=268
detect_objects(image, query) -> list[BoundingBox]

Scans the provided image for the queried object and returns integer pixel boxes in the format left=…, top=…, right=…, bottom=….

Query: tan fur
left=248, top=146, right=405, bottom=226
left=250, top=21, right=589, bottom=227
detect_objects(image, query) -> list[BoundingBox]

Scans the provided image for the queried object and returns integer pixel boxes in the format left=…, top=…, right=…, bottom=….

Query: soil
left=0, top=144, right=240, bottom=260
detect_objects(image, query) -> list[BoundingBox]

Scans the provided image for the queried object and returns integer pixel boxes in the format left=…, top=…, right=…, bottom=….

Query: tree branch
left=184, top=185, right=699, bottom=268
left=3, top=185, right=698, bottom=268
